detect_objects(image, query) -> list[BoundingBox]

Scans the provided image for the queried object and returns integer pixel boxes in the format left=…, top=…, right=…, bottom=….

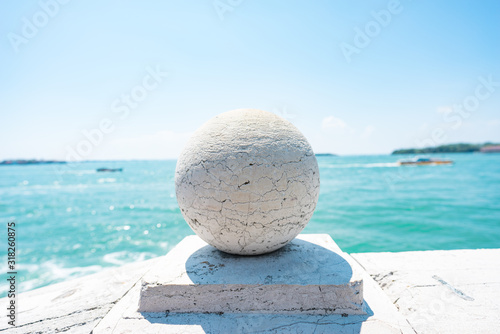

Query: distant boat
left=398, top=158, right=453, bottom=166
left=480, top=145, right=500, bottom=153
left=96, top=168, right=123, bottom=172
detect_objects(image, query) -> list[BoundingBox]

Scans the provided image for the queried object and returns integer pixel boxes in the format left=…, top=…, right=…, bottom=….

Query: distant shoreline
left=392, top=143, right=500, bottom=155
left=3, top=147, right=500, bottom=164
left=1, top=155, right=339, bottom=164
left=0, top=160, right=66, bottom=166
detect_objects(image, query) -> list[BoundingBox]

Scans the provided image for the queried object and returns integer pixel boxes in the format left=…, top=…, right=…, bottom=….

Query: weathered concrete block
left=139, top=234, right=364, bottom=315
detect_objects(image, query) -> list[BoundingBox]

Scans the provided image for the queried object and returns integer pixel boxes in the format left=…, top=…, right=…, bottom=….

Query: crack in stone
left=0, top=305, right=112, bottom=332
left=175, top=110, right=320, bottom=255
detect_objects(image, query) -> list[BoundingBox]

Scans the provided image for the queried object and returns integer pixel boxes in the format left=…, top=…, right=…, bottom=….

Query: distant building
left=480, top=145, right=500, bottom=153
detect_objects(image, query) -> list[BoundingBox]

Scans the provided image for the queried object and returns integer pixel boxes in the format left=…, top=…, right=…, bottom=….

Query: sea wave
left=98, top=178, right=117, bottom=183
left=103, top=251, right=156, bottom=266
left=0, top=261, right=103, bottom=297
left=322, top=163, right=400, bottom=168
left=63, top=170, right=98, bottom=175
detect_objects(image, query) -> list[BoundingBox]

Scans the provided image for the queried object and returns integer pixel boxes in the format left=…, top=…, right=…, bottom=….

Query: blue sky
left=1, top=0, right=499, bottom=160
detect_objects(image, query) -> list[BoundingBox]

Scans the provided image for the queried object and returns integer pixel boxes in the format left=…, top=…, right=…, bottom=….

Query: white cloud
left=321, top=115, right=347, bottom=129
left=270, top=105, right=297, bottom=122
left=436, top=106, right=453, bottom=115
left=419, top=123, right=429, bottom=131
left=360, top=125, right=375, bottom=139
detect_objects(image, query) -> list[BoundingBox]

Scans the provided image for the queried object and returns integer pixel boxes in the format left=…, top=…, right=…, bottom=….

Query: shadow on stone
left=184, top=238, right=353, bottom=286
left=139, top=236, right=375, bottom=332
left=141, top=302, right=373, bottom=333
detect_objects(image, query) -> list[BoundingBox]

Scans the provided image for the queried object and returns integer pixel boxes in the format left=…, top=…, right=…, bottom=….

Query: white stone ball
left=175, top=109, right=320, bottom=255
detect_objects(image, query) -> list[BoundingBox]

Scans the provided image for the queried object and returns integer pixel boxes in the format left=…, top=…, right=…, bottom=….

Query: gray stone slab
left=352, top=248, right=500, bottom=334
left=0, top=257, right=161, bottom=334
left=95, top=234, right=413, bottom=333
left=139, top=234, right=364, bottom=315
left=14, top=234, right=500, bottom=332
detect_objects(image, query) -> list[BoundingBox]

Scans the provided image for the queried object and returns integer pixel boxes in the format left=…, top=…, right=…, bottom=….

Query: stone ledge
left=352, top=249, right=500, bottom=334
left=0, top=257, right=162, bottom=334
left=139, top=234, right=364, bottom=315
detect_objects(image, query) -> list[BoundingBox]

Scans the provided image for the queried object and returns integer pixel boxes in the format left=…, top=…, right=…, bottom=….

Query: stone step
left=139, top=234, right=364, bottom=315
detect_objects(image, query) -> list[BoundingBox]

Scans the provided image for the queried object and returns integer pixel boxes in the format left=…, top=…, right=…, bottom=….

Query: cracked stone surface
left=95, top=281, right=411, bottom=334
left=175, top=109, right=320, bottom=255
left=139, top=234, right=364, bottom=315
left=6, top=240, right=498, bottom=333
left=0, top=257, right=162, bottom=334
left=352, top=249, right=500, bottom=334
left=95, top=234, right=413, bottom=333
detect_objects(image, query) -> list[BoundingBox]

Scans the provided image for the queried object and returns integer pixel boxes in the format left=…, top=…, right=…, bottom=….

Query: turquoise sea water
left=1, top=154, right=499, bottom=296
